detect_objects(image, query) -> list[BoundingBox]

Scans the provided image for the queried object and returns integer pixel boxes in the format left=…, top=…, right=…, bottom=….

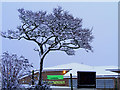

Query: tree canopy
left=1, top=6, right=93, bottom=56
left=1, top=6, right=94, bottom=85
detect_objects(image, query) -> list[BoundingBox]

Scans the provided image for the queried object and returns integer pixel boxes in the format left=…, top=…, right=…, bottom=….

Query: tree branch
left=41, top=49, right=50, bottom=60
left=49, top=45, right=62, bottom=51
left=62, top=45, right=80, bottom=49
left=42, top=36, right=55, bottom=45
left=25, top=23, right=39, bottom=33
left=21, top=24, right=41, bottom=46
left=1, top=35, right=18, bottom=39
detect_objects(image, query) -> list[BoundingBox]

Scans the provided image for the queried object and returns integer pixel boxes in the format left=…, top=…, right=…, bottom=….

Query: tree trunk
left=38, top=57, right=44, bottom=85
left=38, top=45, right=50, bottom=86
left=38, top=45, right=44, bottom=85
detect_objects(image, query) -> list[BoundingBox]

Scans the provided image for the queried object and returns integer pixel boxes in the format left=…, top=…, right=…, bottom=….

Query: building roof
left=106, top=69, right=120, bottom=73
left=45, top=63, right=118, bottom=78
left=19, top=63, right=118, bottom=79
left=43, top=69, right=71, bottom=72
left=19, top=68, right=71, bottom=79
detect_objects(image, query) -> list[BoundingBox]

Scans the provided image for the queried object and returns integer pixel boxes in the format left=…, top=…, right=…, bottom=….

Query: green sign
left=47, top=75, right=63, bottom=80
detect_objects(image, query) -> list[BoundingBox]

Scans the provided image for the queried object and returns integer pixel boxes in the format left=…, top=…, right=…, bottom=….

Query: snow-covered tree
left=1, top=52, right=33, bottom=89
left=1, top=6, right=94, bottom=85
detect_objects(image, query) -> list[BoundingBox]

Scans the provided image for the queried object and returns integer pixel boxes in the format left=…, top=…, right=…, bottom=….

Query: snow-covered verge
left=18, top=84, right=52, bottom=90
left=1, top=84, right=52, bottom=90
left=50, top=86, right=72, bottom=88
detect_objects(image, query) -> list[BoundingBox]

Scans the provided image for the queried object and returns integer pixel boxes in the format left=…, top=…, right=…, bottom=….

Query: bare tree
left=1, top=6, right=94, bottom=85
left=1, top=51, right=33, bottom=89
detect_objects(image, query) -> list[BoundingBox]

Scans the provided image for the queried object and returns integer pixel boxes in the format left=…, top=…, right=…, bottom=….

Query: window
left=96, top=79, right=114, bottom=88
left=69, top=79, right=77, bottom=87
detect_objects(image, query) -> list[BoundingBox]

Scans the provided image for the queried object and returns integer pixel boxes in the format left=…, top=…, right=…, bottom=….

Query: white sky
left=1, top=2, right=118, bottom=69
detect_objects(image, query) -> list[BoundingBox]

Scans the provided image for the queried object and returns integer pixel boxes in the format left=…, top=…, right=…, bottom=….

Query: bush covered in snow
left=1, top=52, right=33, bottom=89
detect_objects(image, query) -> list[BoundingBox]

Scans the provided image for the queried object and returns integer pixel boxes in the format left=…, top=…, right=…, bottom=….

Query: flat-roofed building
left=19, top=63, right=118, bottom=89
left=106, top=69, right=120, bottom=89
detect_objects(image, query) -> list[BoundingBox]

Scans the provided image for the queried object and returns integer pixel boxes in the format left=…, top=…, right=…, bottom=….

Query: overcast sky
left=1, top=2, right=118, bottom=69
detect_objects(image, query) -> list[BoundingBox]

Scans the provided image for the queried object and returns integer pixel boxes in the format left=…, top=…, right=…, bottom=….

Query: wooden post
left=117, top=76, right=120, bottom=89
left=70, top=73, right=73, bottom=90
left=32, top=70, right=34, bottom=85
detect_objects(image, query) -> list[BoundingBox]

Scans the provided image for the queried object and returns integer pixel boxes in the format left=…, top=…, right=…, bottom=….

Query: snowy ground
left=20, top=85, right=96, bottom=90
left=50, top=86, right=96, bottom=90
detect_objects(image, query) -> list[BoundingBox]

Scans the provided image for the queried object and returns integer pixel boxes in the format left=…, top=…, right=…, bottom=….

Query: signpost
left=70, top=73, right=73, bottom=90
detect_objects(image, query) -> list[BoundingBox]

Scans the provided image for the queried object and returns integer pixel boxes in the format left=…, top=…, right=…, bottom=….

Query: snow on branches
left=1, top=52, right=33, bottom=89
left=1, top=6, right=94, bottom=56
